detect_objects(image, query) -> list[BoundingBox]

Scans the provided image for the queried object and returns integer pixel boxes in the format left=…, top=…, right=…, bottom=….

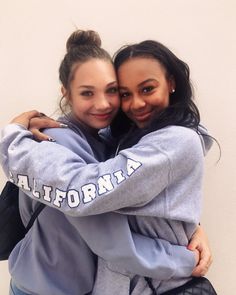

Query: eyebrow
left=119, top=78, right=157, bottom=90
left=138, top=79, right=157, bottom=87
left=78, top=85, right=94, bottom=89
left=107, top=81, right=118, bottom=86
left=78, top=81, right=118, bottom=90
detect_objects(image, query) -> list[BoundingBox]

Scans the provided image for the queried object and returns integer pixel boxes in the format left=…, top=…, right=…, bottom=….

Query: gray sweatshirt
left=0, top=122, right=211, bottom=294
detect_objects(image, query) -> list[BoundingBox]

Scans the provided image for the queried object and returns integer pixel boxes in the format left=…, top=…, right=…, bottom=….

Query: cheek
left=71, top=98, right=89, bottom=114
left=151, top=91, right=170, bottom=107
left=121, top=100, right=129, bottom=113
left=112, top=95, right=121, bottom=109
left=163, top=92, right=170, bottom=107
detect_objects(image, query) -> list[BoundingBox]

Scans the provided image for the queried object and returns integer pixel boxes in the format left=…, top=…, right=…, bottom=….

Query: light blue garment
left=9, top=281, right=30, bottom=295
left=1, top=124, right=209, bottom=221
left=0, top=118, right=202, bottom=295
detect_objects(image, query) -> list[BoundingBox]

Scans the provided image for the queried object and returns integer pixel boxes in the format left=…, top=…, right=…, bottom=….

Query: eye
left=119, top=92, right=131, bottom=99
left=80, top=91, right=93, bottom=96
left=142, top=86, right=155, bottom=94
left=106, top=87, right=118, bottom=94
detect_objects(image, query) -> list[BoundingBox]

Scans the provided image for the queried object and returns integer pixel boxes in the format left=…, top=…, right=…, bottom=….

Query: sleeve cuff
left=170, top=245, right=195, bottom=278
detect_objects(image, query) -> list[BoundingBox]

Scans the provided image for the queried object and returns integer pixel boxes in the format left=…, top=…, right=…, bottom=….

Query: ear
left=61, top=86, right=67, bottom=97
left=61, top=86, right=72, bottom=106
left=168, top=76, right=176, bottom=94
left=61, top=86, right=72, bottom=104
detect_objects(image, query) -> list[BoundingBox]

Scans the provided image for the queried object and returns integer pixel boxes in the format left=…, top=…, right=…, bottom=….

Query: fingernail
left=48, top=137, right=56, bottom=142
left=59, top=123, right=68, bottom=128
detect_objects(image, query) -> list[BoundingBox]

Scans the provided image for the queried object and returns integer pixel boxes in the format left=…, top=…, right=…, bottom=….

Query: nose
left=94, top=95, right=111, bottom=111
left=130, top=95, right=146, bottom=111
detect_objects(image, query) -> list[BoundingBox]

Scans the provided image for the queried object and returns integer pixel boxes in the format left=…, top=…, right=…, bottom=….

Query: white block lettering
left=17, top=175, right=31, bottom=191
left=67, top=190, right=80, bottom=208
left=113, top=170, right=126, bottom=184
left=82, top=184, right=96, bottom=203
left=53, top=189, right=66, bottom=207
left=98, top=175, right=114, bottom=195
left=32, top=179, right=40, bottom=199
left=127, top=158, right=142, bottom=176
left=42, top=185, right=53, bottom=202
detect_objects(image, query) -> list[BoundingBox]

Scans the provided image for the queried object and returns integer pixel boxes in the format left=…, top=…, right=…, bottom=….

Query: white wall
left=0, top=0, right=235, bottom=294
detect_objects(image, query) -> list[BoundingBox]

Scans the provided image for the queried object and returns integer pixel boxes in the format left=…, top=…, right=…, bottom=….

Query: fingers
left=29, top=117, right=68, bottom=141
left=29, top=117, right=62, bottom=130
left=30, top=129, right=55, bottom=142
left=191, top=260, right=211, bottom=277
left=187, top=238, right=198, bottom=251
left=193, top=249, right=200, bottom=267
left=10, top=110, right=41, bottom=128
left=25, top=110, right=41, bottom=119
left=191, top=245, right=213, bottom=277
left=188, top=224, right=213, bottom=277
left=9, top=110, right=68, bottom=141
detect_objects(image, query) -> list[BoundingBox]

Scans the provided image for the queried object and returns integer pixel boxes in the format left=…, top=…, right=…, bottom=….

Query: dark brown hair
left=111, top=40, right=200, bottom=140
left=59, top=30, right=112, bottom=113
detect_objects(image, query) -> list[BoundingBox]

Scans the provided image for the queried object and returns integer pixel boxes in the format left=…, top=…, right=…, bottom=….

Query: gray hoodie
left=0, top=121, right=211, bottom=294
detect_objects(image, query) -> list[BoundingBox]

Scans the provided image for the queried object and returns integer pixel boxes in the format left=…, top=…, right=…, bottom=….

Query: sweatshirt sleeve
left=0, top=124, right=202, bottom=218
left=67, top=213, right=195, bottom=279
left=0, top=125, right=196, bottom=279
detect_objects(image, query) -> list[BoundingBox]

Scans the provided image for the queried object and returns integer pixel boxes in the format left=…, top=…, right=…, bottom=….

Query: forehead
left=117, top=57, right=167, bottom=84
left=72, top=59, right=116, bottom=85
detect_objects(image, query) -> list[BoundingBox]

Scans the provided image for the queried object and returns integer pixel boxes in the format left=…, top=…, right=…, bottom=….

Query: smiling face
left=63, top=58, right=120, bottom=131
left=117, top=57, right=175, bottom=128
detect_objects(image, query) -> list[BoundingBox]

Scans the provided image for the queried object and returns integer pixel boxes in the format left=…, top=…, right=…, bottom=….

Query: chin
left=136, top=122, right=149, bottom=129
left=94, top=122, right=110, bottom=129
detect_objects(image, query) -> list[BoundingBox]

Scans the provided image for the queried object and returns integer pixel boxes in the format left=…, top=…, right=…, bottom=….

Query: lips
left=91, top=112, right=113, bottom=120
left=132, top=111, right=153, bottom=122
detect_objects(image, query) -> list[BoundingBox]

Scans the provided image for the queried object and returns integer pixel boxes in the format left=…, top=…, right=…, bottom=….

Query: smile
left=132, top=111, right=153, bottom=122
left=90, top=112, right=113, bottom=120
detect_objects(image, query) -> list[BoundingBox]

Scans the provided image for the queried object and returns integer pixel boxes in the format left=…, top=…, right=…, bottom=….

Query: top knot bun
left=66, top=30, right=102, bottom=52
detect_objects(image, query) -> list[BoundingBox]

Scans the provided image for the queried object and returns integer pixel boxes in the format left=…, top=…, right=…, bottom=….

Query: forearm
left=1, top=124, right=202, bottom=222
left=0, top=124, right=196, bottom=279
left=0, top=124, right=168, bottom=216
left=68, top=213, right=195, bottom=279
